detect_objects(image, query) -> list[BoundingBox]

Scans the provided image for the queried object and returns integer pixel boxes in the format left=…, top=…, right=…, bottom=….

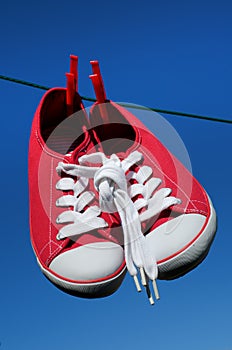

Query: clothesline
left=1, top=74, right=232, bottom=124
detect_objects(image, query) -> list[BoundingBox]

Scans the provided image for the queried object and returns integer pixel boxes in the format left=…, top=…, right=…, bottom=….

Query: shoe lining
left=40, top=90, right=88, bottom=154
left=90, top=103, right=136, bottom=155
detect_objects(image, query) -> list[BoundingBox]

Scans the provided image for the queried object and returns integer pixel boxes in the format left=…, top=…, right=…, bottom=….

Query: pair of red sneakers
left=28, top=56, right=217, bottom=305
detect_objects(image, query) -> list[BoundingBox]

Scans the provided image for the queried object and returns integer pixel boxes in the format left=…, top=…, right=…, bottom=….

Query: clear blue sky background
left=0, top=1, right=231, bottom=349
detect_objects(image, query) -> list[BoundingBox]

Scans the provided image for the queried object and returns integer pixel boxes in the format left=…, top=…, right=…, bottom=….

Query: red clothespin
left=70, top=55, right=78, bottom=91
left=89, top=60, right=109, bottom=123
left=66, top=55, right=78, bottom=116
left=89, top=60, right=107, bottom=103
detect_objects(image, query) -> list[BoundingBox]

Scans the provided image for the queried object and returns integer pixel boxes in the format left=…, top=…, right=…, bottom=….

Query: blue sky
left=0, top=1, right=232, bottom=349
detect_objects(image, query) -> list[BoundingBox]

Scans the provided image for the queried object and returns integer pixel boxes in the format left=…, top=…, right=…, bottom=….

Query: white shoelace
left=55, top=174, right=108, bottom=239
left=56, top=151, right=181, bottom=304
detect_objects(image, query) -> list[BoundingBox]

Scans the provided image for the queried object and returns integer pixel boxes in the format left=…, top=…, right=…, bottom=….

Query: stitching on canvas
left=185, top=208, right=208, bottom=215
left=39, top=239, right=61, bottom=256
left=190, top=199, right=208, bottom=207
left=49, top=158, right=54, bottom=255
left=35, top=130, right=64, bottom=160
left=49, top=240, right=65, bottom=259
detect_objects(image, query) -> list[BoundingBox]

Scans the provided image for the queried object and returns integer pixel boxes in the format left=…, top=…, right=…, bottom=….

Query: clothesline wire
left=1, top=74, right=232, bottom=124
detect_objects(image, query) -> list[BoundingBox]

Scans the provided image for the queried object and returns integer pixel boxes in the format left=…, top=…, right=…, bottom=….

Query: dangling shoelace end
left=133, top=275, right=142, bottom=292
left=131, top=268, right=160, bottom=305
left=145, top=275, right=160, bottom=305
left=152, top=279, right=160, bottom=300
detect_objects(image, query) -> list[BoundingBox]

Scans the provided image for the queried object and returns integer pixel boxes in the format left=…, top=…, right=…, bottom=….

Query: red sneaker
left=86, top=61, right=217, bottom=304
left=28, top=56, right=126, bottom=298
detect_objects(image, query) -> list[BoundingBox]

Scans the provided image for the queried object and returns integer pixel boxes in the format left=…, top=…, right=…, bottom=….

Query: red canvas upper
left=89, top=101, right=210, bottom=252
left=29, top=88, right=125, bottom=281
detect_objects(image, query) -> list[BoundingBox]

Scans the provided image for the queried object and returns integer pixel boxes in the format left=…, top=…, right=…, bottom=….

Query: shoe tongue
left=63, top=131, right=92, bottom=164
left=63, top=148, right=83, bottom=165
left=63, top=150, right=74, bottom=163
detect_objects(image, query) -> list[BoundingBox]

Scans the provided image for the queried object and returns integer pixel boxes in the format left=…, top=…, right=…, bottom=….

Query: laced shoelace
left=56, top=151, right=181, bottom=305
left=55, top=173, right=108, bottom=239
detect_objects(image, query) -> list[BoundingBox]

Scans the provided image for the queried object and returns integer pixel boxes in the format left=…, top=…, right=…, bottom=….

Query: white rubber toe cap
left=49, top=242, right=124, bottom=281
left=146, top=213, right=207, bottom=262
left=146, top=196, right=217, bottom=279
